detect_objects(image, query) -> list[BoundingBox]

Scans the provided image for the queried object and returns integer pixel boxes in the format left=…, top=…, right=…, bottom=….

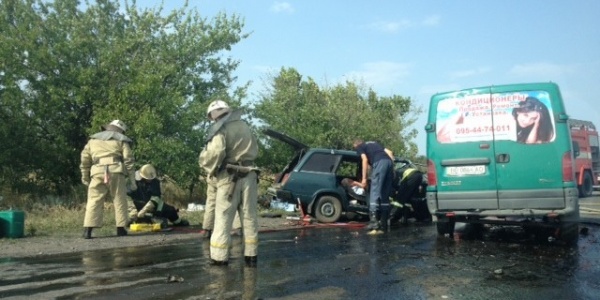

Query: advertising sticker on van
left=436, top=91, right=555, bottom=144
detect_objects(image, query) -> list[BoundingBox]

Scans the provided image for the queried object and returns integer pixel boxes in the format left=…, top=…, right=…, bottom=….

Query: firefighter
left=199, top=109, right=243, bottom=239
left=80, top=119, right=136, bottom=239
left=127, top=164, right=190, bottom=227
left=199, top=100, right=259, bottom=267
left=389, top=161, right=431, bottom=225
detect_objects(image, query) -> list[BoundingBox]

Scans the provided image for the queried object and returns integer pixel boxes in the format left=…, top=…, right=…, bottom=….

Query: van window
left=436, top=91, right=555, bottom=144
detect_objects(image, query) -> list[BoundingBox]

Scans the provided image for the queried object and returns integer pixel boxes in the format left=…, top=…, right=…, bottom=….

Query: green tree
left=253, top=67, right=421, bottom=172
left=0, top=0, right=248, bottom=200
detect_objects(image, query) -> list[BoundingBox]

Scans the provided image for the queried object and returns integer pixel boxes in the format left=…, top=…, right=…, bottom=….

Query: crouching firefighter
left=127, top=164, right=190, bottom=227
left=80, top=119, right=137, bottom=239
left=199, top=100, right=260, bottom=267
left=389, top=161, right=431, bottom=225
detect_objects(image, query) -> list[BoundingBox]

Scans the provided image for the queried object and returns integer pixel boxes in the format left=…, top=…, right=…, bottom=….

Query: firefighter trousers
left=210, top=170, right=258, bottom=261
left=203, top=176, right=241, bottom=231
left=84, top=173, right=129, bottom=227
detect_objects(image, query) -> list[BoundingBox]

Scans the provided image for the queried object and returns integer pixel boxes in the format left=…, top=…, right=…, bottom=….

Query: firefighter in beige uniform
left=200, top=111, right=242, bottom=239
left=199, top=100, right=259, bottom=266
left=80, top=120, right=136, bottom=239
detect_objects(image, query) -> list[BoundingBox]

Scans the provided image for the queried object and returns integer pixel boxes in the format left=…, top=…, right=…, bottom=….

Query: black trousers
left=133, top=200, right=180, bottom=223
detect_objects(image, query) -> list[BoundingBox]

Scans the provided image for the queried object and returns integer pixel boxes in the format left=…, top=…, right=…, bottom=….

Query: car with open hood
left=263, top=129, right=428, bottom=224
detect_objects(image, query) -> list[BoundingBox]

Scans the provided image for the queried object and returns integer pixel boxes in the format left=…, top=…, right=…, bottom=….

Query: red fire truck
left=568, top=118, right=600, bottom=197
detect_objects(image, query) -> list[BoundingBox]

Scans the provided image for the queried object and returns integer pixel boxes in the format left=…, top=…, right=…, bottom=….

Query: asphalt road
left=1, top=195, right=599, bottom=300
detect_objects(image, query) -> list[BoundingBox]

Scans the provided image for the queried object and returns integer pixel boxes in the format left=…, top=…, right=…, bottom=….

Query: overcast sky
left=144, top=0, right=600, bottom=154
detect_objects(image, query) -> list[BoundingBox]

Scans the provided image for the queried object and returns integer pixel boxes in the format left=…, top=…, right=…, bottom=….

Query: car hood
left=263, top=128, right=308, bottom=151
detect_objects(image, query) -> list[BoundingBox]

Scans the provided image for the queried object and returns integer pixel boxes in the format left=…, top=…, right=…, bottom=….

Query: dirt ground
left=0, top=215, right=306, bottom=259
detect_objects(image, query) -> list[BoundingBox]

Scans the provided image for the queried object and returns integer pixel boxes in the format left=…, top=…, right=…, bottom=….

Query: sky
left=143, top=0, right=600, bottom=155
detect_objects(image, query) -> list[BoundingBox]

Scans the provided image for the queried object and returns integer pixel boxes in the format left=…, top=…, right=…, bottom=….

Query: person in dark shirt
left=353, top=139, right=394, bottom=235
left=127, top=164, right=189, bottom=227
left=390, top=162, right=431, bottom=225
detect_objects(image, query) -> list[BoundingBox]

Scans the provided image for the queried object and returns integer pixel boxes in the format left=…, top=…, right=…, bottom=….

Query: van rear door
left=490, top=84, right=565, bottom=209
left=431, top=87, right=498, bottom=210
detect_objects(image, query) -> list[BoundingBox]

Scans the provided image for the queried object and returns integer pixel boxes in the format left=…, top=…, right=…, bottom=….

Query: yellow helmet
left=139, top=164, right=157, bottom=180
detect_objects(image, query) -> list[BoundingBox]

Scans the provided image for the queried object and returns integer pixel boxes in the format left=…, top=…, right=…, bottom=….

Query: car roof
left=309, top=148, right=359, bottom=156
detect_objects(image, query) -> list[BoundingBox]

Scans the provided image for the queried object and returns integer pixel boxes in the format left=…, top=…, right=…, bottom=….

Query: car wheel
left=314, top=196, right=342, bottom=223
left=436, top=217, right=455, bottom=237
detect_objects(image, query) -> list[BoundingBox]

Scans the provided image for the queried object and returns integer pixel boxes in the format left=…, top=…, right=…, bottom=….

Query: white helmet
left=138, top=164, right=157, bottom=180
left=206, top=100, right=231, bottom=121
left=103, top=119, right=127, bottom=132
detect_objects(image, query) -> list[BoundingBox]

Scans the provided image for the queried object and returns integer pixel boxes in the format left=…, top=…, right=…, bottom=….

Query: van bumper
left=433, top=207, right=579, bottom=221
left=428, top=192, right=580, bottom=223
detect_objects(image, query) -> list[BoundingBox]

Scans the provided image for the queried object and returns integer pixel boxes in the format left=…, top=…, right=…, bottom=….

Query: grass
left=2, top=203, right=297, bottom=239
left=16, top=205, right=207, bottom=238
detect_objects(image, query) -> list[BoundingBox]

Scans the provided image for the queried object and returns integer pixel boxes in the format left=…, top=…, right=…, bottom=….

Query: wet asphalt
left=0, top=197, right=599, bottom=300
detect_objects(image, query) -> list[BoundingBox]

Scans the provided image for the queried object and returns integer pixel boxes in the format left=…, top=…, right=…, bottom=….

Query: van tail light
left=562, top=151, right=574, bottom=182
left=427, top=159, right=437, bottom=186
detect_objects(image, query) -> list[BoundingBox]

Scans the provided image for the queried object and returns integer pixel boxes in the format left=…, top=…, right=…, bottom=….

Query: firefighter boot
left=400, top=206, right=409, bottom=225
left=117, top=227, right=128, bottom=237
left=82, top=227, right=93, bottom=239
left=209, top=259, right=229, bottom=266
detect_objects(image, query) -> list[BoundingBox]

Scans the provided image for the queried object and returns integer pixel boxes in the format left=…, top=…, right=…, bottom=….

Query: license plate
left=446, top=165, right=486, bottom=176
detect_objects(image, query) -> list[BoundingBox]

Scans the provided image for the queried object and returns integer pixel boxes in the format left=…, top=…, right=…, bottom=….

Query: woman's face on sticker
left=517, top=111, right=540, bottom=127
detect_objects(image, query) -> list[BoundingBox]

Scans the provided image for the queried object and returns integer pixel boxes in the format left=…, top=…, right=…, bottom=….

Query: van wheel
left=314, top=196, right=342, bottom=223
left=463, top=223, right=485, bottom=240
left=558, top=222, right=579, bottom=246
left=579, top=172, right=593, bottom=197
left=436, top=217, right=455, bottom=237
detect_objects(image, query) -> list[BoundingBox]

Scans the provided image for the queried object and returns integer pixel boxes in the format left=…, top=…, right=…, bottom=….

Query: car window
left=300, top=153, right=339, bottom=173
left=336, top=160, right=359, bottom=178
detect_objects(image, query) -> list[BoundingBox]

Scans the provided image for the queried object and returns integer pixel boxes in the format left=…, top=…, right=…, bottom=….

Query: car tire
left=436, top=217, right=455, bottom=237
left=462, top=223, right=484, bottom=240
left=314, top=196, right=342, bottom=223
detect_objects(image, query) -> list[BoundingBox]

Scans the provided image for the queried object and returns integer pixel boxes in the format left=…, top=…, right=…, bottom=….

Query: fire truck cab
left=568, top=118, right=600, bottom=197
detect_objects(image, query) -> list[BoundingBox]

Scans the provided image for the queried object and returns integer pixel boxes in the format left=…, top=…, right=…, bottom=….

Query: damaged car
left=263, top=128, right=429, bottom=224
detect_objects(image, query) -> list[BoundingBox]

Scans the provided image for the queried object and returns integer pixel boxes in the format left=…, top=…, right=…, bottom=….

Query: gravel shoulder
left=0, top=216, right=303, bottom=259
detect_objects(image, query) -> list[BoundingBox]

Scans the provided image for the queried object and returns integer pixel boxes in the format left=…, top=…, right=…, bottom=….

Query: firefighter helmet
left=102, top=119, right=128, bottom=133
left=139, top=164, right=157, bottom=180
left=206, top=100, right=231, bottom=121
